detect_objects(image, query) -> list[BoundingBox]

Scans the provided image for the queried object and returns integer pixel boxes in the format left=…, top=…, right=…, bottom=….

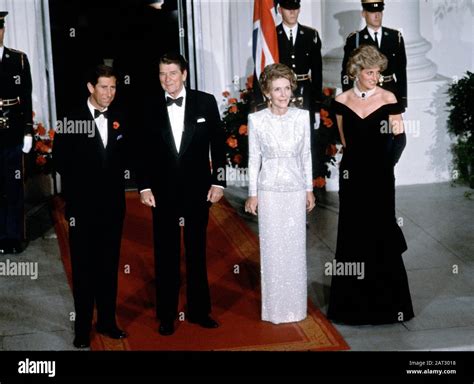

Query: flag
left=252, top=0, right=279, bottom=80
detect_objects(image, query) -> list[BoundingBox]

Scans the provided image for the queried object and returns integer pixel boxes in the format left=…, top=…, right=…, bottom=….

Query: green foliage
left=446, top=71, right=474, bottom=187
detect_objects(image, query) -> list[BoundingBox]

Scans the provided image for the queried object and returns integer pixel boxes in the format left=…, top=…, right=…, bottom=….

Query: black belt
left=0, top=98, right=20, bottom=108
left=382, top=74, right=397, bottom=83
left=296, top=74, right=311, bottom=81
left=0, top=98, right=20, bottom=129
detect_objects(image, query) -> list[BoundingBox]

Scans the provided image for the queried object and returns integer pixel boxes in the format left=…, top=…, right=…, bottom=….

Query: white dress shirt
left=0, top=46, right=4, bottom=61
left=87, top=98, right=108, bottom=147
left=165, top=87, right=186, bottom=152
left=367, top=27, right=382, bottom=48
left=282, top=23, right=299, bottom=45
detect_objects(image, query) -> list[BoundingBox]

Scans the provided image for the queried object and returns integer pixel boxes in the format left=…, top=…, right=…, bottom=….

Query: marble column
left=321, top=0, right=437, bottom=87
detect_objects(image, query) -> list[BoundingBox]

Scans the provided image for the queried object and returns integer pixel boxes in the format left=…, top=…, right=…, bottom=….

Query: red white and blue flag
left=252, top=0, right=279, bottom=80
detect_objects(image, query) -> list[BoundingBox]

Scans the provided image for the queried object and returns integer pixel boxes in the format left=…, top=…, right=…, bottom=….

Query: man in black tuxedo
left=136, top=53, right=226, bottom=336
left=53, top=65, right=128, bottom=348
left=341, top=0, right=407, bottom=110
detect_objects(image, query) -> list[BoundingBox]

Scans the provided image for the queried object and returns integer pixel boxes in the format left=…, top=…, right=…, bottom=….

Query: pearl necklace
left=353, top=84, right=376, bottom=101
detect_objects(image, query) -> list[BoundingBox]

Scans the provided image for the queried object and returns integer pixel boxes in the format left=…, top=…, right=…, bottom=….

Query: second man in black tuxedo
left=53, top=65, right=128, bottom=348
left=136, top=53, right=226, bottom=336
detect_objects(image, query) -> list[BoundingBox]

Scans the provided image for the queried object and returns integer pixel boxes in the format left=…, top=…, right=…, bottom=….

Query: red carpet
left=52, top=192, right=349, bottom=351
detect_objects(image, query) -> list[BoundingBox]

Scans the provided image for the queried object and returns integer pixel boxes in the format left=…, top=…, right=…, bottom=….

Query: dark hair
left=159, top=52, right=188, bottom=73
left=346, top=45, right=388, bottom=79
left=86, top=64, right=117, bottom=86
left=259, top=63, right=297, bottom=96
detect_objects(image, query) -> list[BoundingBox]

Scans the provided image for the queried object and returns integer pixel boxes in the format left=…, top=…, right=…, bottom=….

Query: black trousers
left=0, top=144, right=24, bottom=241
left=68, top=208, right=124, bottom=336
left=151, top=202, right=211, bottom=322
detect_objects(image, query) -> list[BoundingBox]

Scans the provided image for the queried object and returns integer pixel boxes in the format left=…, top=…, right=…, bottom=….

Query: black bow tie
left=94, top=109, right=108, bottom=119
left=166, top=96, right=184, bottom=107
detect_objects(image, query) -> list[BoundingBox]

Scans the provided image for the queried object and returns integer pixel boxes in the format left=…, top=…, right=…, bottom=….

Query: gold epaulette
left=347, top=30, right=359, bottom=39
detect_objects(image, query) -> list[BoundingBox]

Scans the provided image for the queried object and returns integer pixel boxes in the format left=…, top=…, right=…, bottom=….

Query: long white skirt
left=258, top=189, right=307, bottom=324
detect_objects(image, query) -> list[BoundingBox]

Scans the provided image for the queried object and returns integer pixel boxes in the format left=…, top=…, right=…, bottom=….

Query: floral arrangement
left=312, top=87, right=340, bottom=189
left=222, top=79, right=340, bottom=189
left=31, top=117, right=54, bottom=175
left=446, top=71, right=473, bottom=188
left=222, top=76, right=254, bottom=168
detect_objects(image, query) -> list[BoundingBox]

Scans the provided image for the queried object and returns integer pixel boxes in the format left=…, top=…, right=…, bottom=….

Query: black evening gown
left=327, top=100, right=414, bottom=325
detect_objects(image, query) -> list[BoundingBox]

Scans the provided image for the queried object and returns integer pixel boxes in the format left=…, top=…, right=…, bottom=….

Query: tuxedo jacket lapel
left=179, top=90, right=196, bottom=157
left=81, top=105, right=107, bottom=163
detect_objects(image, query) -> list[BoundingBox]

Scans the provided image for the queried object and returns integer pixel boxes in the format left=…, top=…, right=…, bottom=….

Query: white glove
left=314, top=112, right=321, bottom=129
left=22, top=135, right=33, bottom=154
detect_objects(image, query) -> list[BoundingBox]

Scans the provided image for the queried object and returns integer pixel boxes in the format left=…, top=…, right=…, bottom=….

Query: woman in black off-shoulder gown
left=327, top=45, right=414, bottom=325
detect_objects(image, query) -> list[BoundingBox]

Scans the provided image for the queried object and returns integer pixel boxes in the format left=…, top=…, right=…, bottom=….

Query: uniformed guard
left=275, top=0, right=323, bottom=180
left=0, top=11, right=33, bottom=254
left=277, top=0, right=323, bottom=121
left=341, top=0, right=407, bottom=110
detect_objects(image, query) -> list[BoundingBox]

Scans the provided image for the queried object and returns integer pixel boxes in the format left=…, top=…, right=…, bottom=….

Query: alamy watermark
left=380, top=119, right=421, bottom=138
left=325, top=260, right=365, bottom=280
left=55, top=118, right=96, bottom=138
left=0, top=259, right=38, bottom=280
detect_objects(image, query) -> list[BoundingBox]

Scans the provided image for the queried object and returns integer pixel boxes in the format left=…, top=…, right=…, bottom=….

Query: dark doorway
left=48, top=0, right=183, bottom=119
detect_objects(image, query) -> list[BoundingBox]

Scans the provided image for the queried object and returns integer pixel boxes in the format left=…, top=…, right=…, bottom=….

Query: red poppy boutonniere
left=113, top=121, right=120, bottom=130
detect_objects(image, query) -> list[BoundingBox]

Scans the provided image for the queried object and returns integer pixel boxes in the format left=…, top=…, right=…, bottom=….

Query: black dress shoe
left=158, top=321, right=175, bottom=336
left=96, top=325, right=128, bottom=339
left=188, top=315, right=219, bottom=329
left=73, top=335, right=90, bottom=349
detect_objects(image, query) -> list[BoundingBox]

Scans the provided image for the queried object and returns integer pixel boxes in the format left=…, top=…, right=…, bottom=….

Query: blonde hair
left=346, top=45, right=388, bottom=79
left=259, top=63, right=297, bottom=96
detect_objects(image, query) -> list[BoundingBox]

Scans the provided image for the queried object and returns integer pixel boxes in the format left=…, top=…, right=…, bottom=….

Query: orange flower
left=238, top=124, right=248, bottom=135
left=320, top=108, right=329, bottom=118
left=322, top=117, right=334, bottom=128
left=313, top=176, right=326, bottom=189
left=48, top=129, right=55, bottom=140
left=233, top=154, right=243, bottom=165
left=226, top=136, right=238, bottom=149
left=35, top=141, right=51, bottom=153
left=222, top=91, right=230, bottom=98
left=229, top=105, right=238, bottom=114
left=36, top=156, right=47, bottom=166
left=323, top=87, right=333, bottom=97
left=229, top=98, right=238, bottom=104
left=326, top=144, right=337, bottom=156
left=37, top=123, right=46, bottom=136
left=113, top=121, right=120, bottom=130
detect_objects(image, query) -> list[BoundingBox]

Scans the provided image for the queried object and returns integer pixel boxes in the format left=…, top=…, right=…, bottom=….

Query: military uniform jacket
left=0, top=47, right=33, bottom=146
left=277, top=23, right=323, bottom=108
left=341, top=26, right=407, bottom=109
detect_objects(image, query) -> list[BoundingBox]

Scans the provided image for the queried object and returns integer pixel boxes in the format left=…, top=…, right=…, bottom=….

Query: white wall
left=191, top=0, right=472, bottom=186
left=420, top=0, right=473, bottom=80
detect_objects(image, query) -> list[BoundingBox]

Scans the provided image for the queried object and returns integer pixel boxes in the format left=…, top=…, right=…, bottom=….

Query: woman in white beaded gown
left=245, top=63, right=315, bottom=324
